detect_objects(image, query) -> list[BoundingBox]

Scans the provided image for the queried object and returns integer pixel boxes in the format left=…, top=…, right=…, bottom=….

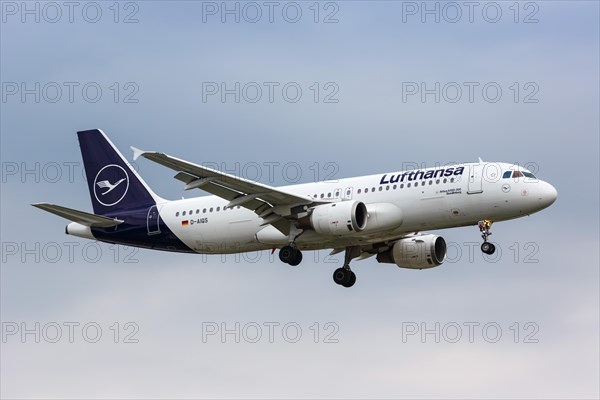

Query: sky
left=1, top=1, right=599, bottom=398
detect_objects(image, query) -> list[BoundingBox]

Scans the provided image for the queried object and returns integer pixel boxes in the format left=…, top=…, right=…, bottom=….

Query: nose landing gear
left=478, top=219, right=496, bottom=255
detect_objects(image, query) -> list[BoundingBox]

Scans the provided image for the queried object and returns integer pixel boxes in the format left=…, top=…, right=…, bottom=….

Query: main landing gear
left=279, top=244, right=302, bottom=266
left=279, top=225, right=304, bottom=266
left=333, top=246, right=360, bottom=288
left=478, top=219, right=496, bottom=255
left=279, top=242, right=361, bottom=288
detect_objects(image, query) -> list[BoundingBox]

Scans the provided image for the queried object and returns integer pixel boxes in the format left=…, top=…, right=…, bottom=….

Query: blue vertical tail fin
left=77, top=129, right=161, bottom=215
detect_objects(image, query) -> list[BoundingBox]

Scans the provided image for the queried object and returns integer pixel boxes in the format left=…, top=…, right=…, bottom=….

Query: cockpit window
left=504, top=170, right=536, bottom=179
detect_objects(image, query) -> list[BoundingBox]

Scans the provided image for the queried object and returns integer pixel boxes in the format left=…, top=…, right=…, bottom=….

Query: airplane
left=33, top=129, right=558, bottom=288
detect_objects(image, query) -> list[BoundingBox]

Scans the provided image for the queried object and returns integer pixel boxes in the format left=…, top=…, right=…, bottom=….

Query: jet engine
left=301, top=201, right=368, bottom=236
left=376, top=234, right=446, bottom=269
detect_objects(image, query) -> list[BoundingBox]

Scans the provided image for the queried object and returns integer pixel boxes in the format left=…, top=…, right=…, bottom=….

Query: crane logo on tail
left=93, top=164, right=130, bottom=207
left=96, top=178, right=126, bottom=195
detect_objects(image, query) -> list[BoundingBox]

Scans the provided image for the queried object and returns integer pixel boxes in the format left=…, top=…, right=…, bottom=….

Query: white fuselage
left=156, top=162, right=557, bottom=254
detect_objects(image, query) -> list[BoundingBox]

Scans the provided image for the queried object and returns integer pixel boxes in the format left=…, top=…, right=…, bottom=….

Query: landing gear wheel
left=481, top=242, right=496, bottom=255
left=279, top=245, right=302, bottom=265
left=333, top=268, right=356, bottom=287
left=343, top=271, right=357, bottom=288
left=288, top=250, right=302, bottom=266
left=332, top=246, right=361, bottom=288
left=333, top=268, right=348, bottom=285
left=279, top=246, right=294, bottom=263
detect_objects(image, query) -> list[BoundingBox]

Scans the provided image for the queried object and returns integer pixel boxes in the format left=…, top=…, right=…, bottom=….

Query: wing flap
left=32, top=203, right=124, bottom=227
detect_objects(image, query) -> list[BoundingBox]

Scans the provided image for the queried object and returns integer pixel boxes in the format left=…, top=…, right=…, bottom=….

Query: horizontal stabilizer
left=32, top=203, right=124, bottom=227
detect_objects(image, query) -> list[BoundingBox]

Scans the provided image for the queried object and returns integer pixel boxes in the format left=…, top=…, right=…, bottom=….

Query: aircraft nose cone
left=540, top=182, right=558, bottom=208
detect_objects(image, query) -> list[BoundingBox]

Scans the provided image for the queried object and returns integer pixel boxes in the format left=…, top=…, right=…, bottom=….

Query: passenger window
left=371, top=187, right=375, bottom=192
left=217, top=207, right=220, bottom=212
left=393, top=185, right=397, bottom=190
left=386, top=186, right=389, bottom=190
left=189, top=210, right=193, bottom=215
left=320, top=193, right=324, bottom=198
left=379, top=187, right=383, bottom=191
left=400, top=184, right=404, bottom=189
left=502, top=171, right=512, bottom=179
left=209, top=207, right=213, bottom=212
left=443, top=178, right=447, bottom=183
left=203, top=208, right=206, bottom=213
left=436, top=179, right=440, bottom=184
left=407, top=183, right=411, bottom=188
left=429, top=180, right=433, bottom=185
left=415, top=182, right=419, bottom=187
left=364, top=188, right=368, bottom=193
left=182, top=211, right=186, bottom=216
left=327, top=192, right=331, bottom=198
left=450, top=178, right=455, bottom=183
left=357, top=189, right=362, bottom=194
left=196, top=209, right=200, bottom=214
left=176, top=212, right=179, bottom=217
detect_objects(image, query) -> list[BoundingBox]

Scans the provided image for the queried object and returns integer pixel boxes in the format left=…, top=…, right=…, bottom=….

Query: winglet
left=478, top=157, right=484, bottom=163
left=130, top=146, right=145, bottom=161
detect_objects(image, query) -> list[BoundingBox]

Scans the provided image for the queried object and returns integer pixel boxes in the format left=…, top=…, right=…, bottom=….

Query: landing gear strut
left=478, top=219, right=496, bottom=255
left=333, top=246, right=360, bottom=288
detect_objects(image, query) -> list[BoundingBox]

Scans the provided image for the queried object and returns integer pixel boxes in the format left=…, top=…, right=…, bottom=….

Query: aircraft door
left=467, top=164, right=484, bottom=194
left=147, top=205, right=161, bottom=235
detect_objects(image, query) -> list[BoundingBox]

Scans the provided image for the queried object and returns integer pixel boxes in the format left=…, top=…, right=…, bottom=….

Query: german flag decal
left=181, top=220, right=189, bottom=226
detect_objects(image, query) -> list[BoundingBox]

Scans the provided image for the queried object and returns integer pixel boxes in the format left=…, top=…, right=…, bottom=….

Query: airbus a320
left=34, top=129, right=558, bottom=288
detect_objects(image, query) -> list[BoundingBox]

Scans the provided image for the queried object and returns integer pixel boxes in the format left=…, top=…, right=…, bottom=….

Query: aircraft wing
left=32, top=203, right=124, bottom=227
left=131, top=147, right=325, bottom=233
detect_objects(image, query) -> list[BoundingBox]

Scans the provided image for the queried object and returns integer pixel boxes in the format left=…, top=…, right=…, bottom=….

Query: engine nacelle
left=303, top=201, right=368, bottom=236
left=363, top=202, right=403, bottom=233
left=377, top=234, right=446, bottom=269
